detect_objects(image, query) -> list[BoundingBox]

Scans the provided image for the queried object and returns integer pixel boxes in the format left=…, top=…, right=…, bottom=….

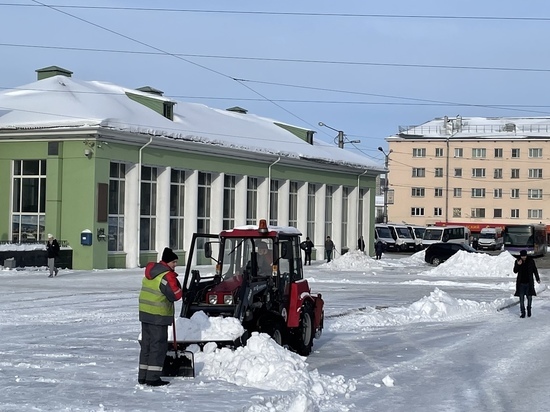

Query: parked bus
left=374, top=224, right=396, bottom=251
left=503, top=224, right=547, bottom=257
left=387, top=223, right=416, bottom=251
left=422, top=225, right=470, bottom=247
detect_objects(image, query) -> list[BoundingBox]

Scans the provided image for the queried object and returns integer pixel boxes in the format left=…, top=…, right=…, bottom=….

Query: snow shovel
left=162, top=320, right=195, bottom=378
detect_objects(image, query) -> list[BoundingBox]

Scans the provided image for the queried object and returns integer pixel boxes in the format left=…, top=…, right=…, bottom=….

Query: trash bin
left=4, top=257, right=16, bottom=269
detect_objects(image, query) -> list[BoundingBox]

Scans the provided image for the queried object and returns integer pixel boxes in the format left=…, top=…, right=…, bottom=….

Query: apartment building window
left=472, top=148, right=486, bottom=158
left=411, top=187, right=425, bottom=197
left=471, top=188, right=485, bottom=198
left=454, top=168, right=462, bottom=177
left=494, top=188, right=502, bottom=198
left=453, top=208, right=461, bottom=218
left=471, top=208, right=485, bottom=218
left=434, top=207, right=442, bottom=216
left=434, top=188, right=443, bottom=197
left=325, top=185, right=333, bottom=237
left=306, top=184, right=316, bottom=241
left=511, top=209, right=520, bottom=218
left=494, top=148, right=503, bottom=158
left=511, top=169, right=520, bottom=179
left=269, top=180, right=279, bottom=225
left=246, top=177, right=258, bottom=225
left=140, top=166, right=157, bottom=250
left=453, top=188, right=462, bottom=197
left=412, top=168, right=425, bottom=177
left=222, top=174, right=236, bottom=230
left=413, top=148, right=426, bottom=157
left=108, top=162, right=125, bottom=252
left=528, top=189, right=543, bottom=199
left=511, top=189, right=520, bottom=199
left=411, top=207, right=424, bottom=216
left=288, top=181, right=299, bottom=227
left=472, top=168, right=486, bottom=178
left=494, top=209, right=502, bottom=218
left=435, top=148, right=444, bottom=157
left=528, top=169, right=543, bottom=179
left=494, top=168, right=503, bottom=179
left=528, top=209, right=543, bottom=219
left=169, top=169, right=186, bottom=250
left=434, top=168, right=443, bottom=177
left=197, top=172, right=212, bottom=234
left=529, top=148, right=542, bottom=158
left=511, top=148, right=520, bottom=158
left=454, top=148, right=463, bottom=158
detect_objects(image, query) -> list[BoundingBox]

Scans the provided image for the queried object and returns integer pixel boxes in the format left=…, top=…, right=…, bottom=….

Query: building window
left=471, top=188, right=486, bottom=198
left=412, top=168, right=425, bottom=177
left=246, top=177, right=258, bottom=225
left=511, top=169, right=520, bottom=179
left=197, top=172, right=212, bottom=234
left=434, top=168, right=443, bottom=178
left=222, top=174, right=236, bottom=230
left=528, top=209, right=543, bottom=219
left=494, top=168, right=502, bottom=179
left=434, top=188, right=443, bottom=197
left=511, top=148, right=520, bottom=158
left=411, top=207, right=424, bottom=216
left=529, top=148, right=542, bottom=158
left=325, top=185, right=333, bottom=236
left=341, top=187, right=349, bottom=243
left=435, top=148, right=444, bottom=157
left=510, top=189, right=520, bottom=199
left=12, top=159, right=47, bottom=243
left=454, top=148, right=463, bottom=158
left=434, top=207, right=442, bottom=216
left=169, top=169, right=186, bottom=250
left=472, top=168, right=486, bottom=178
left=494, top=208, right=502, bottom=218
left=528, top=169, right=543, bottom=179
left=511, top=209, right=520, bottom=218
left=472, top=148, right=486, bottom=158
left=108, top=162, right=126, bottom=252
left=269, top=180, right=279, bottom=225
left=453, top=188, right=462, bottom=197
left=140, top=166, right=157, bottom=250
left=413, top=148, right=426, bottom=157
left=289, top=181, right=298, bottom=227
left=494, top=148, right=503, bottom=158
left=494, top=188, right=502, bottom=198
left=453, top=208, right=462, bottom=218
left=528, top=189, right=543, bottom=199
left=307, top=183, right=316, bottom=241
left=471, top=208, right=485, bottom=218
left=411, top=187, right=425, bottom=197
left=454, top=168, right=462, bottom=177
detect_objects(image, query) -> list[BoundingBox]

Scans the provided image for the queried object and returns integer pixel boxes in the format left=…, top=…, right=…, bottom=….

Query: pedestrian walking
left=513, top=249, right=541, bottom=318
left=325, top=236, right=335, bottom=262
left=138, top=247, right=183, bottom=386
left=46, top=234, right=60, bottom=277
left=300, top=237, right=314, bottom=265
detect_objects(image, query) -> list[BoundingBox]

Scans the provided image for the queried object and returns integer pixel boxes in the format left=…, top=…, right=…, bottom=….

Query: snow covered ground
left=1, top=249, right=548, bottom=412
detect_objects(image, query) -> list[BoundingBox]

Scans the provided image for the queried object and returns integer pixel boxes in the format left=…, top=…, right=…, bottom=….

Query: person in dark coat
left=138, top=248, right=183, bottom=386
left=46, top=234, right=60, bottom=277
left=300, top=237, right=314, bottom=265
left=324, top=236, right=335, bottom=262
left=358, top=236, right=365, bottom=252
left=513, top=249, right=541, bottom=318
left=375, top=240, right=385, bottom=260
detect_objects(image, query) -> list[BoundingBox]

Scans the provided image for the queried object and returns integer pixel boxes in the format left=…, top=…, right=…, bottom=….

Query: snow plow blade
left=162, top=350, right=195, bottom=378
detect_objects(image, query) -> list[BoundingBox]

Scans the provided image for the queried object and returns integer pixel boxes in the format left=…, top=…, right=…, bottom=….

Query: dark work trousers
left=139, top=322, right=168, bottom=383
left=325, top=250, right=333, bottom=262
left=518, top=283, right=532, bottom=316
left=304, top=251, right=312, bottom=265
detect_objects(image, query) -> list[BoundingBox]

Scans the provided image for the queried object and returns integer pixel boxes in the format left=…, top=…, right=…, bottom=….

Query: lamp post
left=318, top=122, right=360, bottom=148
left=378, top=146, right=393, bottom=224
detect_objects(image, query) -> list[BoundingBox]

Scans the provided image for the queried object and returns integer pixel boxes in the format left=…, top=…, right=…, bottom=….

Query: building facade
left=0, top=66, right=383, bottom=269
left=386, top=115, right=550, bottom=233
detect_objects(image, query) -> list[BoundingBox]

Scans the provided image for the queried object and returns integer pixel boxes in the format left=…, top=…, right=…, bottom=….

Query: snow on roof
left=0, top=75, right=383, bottom=171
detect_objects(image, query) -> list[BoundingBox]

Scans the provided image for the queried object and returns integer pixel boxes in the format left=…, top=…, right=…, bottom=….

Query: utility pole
left=378, top=147, right=393, bottom=224
left=318, top=122, right=360, bottom=149
left=337, top=131, right=344, bottom=149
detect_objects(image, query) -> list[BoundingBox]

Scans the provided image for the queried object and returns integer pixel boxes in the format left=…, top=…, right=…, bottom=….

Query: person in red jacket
left=138, top=248, right=183, bottom=386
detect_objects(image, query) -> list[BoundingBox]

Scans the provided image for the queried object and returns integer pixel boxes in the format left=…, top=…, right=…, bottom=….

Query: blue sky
left=2, top=0, right=550, bottom=164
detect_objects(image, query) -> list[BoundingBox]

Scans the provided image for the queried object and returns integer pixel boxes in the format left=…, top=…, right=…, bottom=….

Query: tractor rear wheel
left=293, top=303, right=314, bottom=356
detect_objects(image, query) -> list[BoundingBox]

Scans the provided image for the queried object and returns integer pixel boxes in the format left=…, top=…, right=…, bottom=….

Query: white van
left=406, top=225, right=426, bottom=250
left=477, top=227, right=503, bottom=250
left=374, top=224, right=396, bottom=251
left=422, top=226, right=470, bottom=247
left=387, top=224, right=416, bottom=251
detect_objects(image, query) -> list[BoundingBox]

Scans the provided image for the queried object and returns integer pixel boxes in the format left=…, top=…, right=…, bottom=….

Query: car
left=424, top=242, right=478, bottom=266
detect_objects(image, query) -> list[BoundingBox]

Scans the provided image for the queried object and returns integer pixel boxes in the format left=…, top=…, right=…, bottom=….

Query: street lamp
left=378, top=146, right=393, bottom=224
left=318, top=122, right=361, bottom=148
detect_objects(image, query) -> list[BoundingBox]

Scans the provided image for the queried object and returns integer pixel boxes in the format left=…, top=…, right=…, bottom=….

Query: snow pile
left=321, top=250, right=405, bottom=270
left=423, top=250, right=516, bottom=277
left=173, top=311, right=245, bottom=341
left=0, top=243, right=46, bottom=251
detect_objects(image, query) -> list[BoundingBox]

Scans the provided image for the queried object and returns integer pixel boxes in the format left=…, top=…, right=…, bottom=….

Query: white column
left=211, top=172, right=223, bottom=235
left=124, top=164, right=139, bottom=268
left=314, top=184, right=326, bottom=260
left=235, top=175, right=247, bottom=226
left=278, top=180, right=290, bottom=226
left=364, top=188, right=374, bottom=253
left=257, top=177, right=269, bottom=222
left=156, top=166, right=170, bottom=254
left=332, top=185, right=343, bottom=254
left=184, top=170, right=199, bottom=265
left=349, top=185, right=359, bottom=250
left=297, top=182, right=308, bottom=235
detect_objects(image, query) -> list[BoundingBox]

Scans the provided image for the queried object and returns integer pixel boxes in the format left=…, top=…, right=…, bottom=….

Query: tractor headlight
left=208, top=294, right=218, bottom=304
left=224, top=295, right=234, bottom=305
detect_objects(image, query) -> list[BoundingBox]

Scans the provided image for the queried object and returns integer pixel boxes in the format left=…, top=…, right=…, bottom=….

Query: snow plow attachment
left=162, top=349, right=195, bottom=378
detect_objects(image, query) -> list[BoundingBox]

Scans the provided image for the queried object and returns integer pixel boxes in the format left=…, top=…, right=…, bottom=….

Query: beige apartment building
left=385, top=115, right=550, bottom=235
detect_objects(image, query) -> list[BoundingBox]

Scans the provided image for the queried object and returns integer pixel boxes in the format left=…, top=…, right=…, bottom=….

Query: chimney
left=36, top=66, right=73, bottom=80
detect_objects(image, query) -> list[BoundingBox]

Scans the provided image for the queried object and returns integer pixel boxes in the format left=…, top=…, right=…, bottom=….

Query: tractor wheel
left=293, top=303, right=314, bottom=356
left=267, top=320, right=286, bottom=347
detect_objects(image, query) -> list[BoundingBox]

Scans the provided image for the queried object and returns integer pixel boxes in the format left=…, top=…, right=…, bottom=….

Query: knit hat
left=48, top=234, right=53, bottom=239
left=519, top=250, right=527, bottom=256
left=161, top=247, right=178, bottom=263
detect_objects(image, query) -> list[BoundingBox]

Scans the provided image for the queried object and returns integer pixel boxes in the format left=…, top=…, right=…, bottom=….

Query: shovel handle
left=172, top=321, right=178, bottom=353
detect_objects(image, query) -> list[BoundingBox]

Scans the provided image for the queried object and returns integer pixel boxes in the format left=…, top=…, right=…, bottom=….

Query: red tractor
left=178, top=219, right=324, bottom=356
